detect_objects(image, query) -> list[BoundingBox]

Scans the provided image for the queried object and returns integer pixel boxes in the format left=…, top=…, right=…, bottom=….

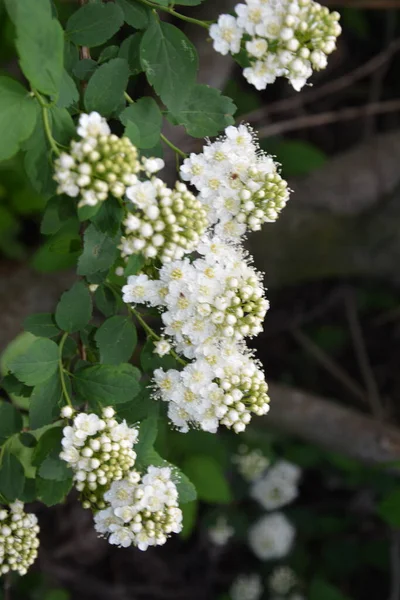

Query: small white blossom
left=248, top=513, right=295, bottom=560
left=232, top=445, right=270, bottom=481
left=210, top=14, right=243, bottom=55
left=208, top=516, right=234, bottom=546
left=250, top=460, right=301, bottom=510
left=231, top=573, right=263, bottom=600
left=61, top=405, right=75, bottom=419
left=154, top=339, right=172, bottom=357
left=0, top=503, right=40, bottom=576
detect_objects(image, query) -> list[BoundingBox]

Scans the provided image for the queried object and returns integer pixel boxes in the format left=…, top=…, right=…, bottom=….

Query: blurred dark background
left=1, top=0, right=400, bottom=599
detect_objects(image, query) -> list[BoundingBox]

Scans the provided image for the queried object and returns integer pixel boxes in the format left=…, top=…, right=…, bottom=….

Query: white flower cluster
left=181, top=125, right=289, bottom=239
left=120, top=178, right=208, bottom=263
left=54, top=112, right=164, bottom=207
left=123, top=236, right=268, bottom=357
left=230, top=573, right=263, bottom=600
left=232, top=444, right=270, bottom=481
left=251, top=460, right=301, bottom=510
left=208, top=515, right=235, bottom=546
left=248, top=512, right=295, bottom=560
left=94, top=466, right=183, bottom=551
left=154, top=342, right=269, bottom=433
left=269, top=566, right=297, bottom=595
left=0, top=501, right=40, bottom=576
left=60, top=407, right=139, bottom=508
left=210, top=0, right=341, bottom=91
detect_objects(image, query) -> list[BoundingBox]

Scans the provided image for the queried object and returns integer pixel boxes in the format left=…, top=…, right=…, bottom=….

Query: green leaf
left=115, top=386, right=156, bottom=424
left=183, top=455, right=232, bottom=504
left=19, top=433, right=37, bottom=448
left=135, top=412, right=159, bottom=465
left=73, top=58, right=97, bottom=81
left=95, top=316, right=137, bottom=365
left=84, top=58, right=130, bottom=117
left=8, top=338, right=59, bottom=386
left=57, top=69, right=79, bottom=109
left=140, top=19, right=198, bottom=111
left=24, top=313, right=60, bottom=338
left=309, top=579, right=352, bottom=600
left=9, top=0, right=64, bottom=97
left=23, top=116, right=56, bottom=198
left=66, top=2, right=124, bottom=48
left=140, top=338, right=179, bottom=373
left=36, top=476, right=73, bottom=506
left=0, top=450, right=25, bottom=501
left=124, top=254, right=146, bottom=276
left=1, top=375, right=32, bottom=399
left=39, top=453, right=71, bottom=481
left=94, top=285, right=120, bottom=317
left=115, top=0, right=149, bottom=29
left=74, top=363, right=141, bottom=405
left=41, top=197, right=77, bottom=236
left=29, top=371, right=63, bottom=430
left=55, top=281, right=92, bottom=333
left=91, top=197, right=123, bottom=236
left=180, top=500, right=198, bottom=539
left=98, top=45, right=119, bottom=64
left=169, top=84, right=236, bottom=138
left=378, top=489, right=400, bottom=527
left=119, top=33, right=143, bottom=75
left=0, top=402, right=23, bottom=443
left=268, top=140, right=327, bottom=177
left=120, top=97, right=162, bottom=149
left=32, top=426, right=63, bottom=467
left=0, top=76, right=38, bottom=162
left=77, top=224, right=119, bottom=276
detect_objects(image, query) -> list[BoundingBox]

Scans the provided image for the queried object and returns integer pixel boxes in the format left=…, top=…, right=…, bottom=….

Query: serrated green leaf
left=24, top=313, right=60, bottom=338
left=32, top=426, right=63, bottom=467
left=84, top=58, right=130, bottom=117
left=8, top=338, right=59, bottom=386
left=19, top=433, right=37, bottom=448
left=55, top=281, right=92, bottom=333
left=39, top=453, right=72, bottom=481
left=0, top=402, right=23, bottom=443
left=115, top=386, right=155, bottom=425
left=77, top=224, right=119, bottom=277
left=183, top=455, right=232, bottom=504
left=95, top=316, right=137, bottom=365
left=1, top=375, right=32, bottom=399
left=140, top=19, right=198, bottom=111
left=124, top=254, right=145, bottom=276
left=91, top=197, right=123, bottom=236
left=9, top=0, right=64, bottom=97
left=66, top=2, right=124, bottom=47
left=23, top=115, right=56, bottom=198
left=0, top=450, right=25, bottom=501
left=73, top=58, right=97, bottom=81
left=36, top=476, right=73, bottom=506
left=94, top=285, right=120, bottom=317
left=169, top=84, right=236, bottom=137
left=119, top=33, right=143, bottom=75
left=57, top=69, right=79, bottom=109
left=74, top=363, right=141, bottom=405
left=116, top=0, right=149, bottom=29
left=0, top=76, right=38, bottom=162
left=29, top=371, right=64, bottom=430
left=120, top=97, right=162, bottom=149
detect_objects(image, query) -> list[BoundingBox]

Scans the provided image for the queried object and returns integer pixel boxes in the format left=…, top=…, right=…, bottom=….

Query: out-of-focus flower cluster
left=0, top=502, right=40, bottom=576
left=231, top=573, right=264, bottom=600
left=210, top=0, right=341, bottom=91
left=251, top=460, right=302, bottom=510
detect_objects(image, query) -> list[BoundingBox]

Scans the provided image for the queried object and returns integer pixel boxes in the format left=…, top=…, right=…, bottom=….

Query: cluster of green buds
left=60, top=407, right=139, bottom=509
left=0, top=501, right=40, bottom=576
left=120, top=178, right=209, bottom=263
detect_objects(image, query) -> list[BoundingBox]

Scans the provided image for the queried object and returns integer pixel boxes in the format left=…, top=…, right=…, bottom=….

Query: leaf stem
left=32, top=89, right=61, bottom=156
left=135, top=0, right=211, bottom=28
left=124, top=92, right=188, bottom=160
left=59, top=332, right=74, bottom=407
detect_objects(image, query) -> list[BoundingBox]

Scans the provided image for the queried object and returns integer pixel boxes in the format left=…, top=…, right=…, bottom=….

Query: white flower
left=77, top=111, right=111, bottom=139
left=248, top=513, right=295, bottom=561
left=154, top=339, right=172, bottom=357
left=210, top=14, right=243, bottom=55
left=231, top=573, right=263, bottom=600
left=208, top=516, right=234, bottom=546
left=0, top=504, right=40, bottom=576
left=122, top=274, right=163, bottom=306
left=142, top=157, right=165, bottom=174
left=232, top=445, right=270, bottom=481
left=250, top=460, right=301, bottom=510
left=61, top=405, right=75, bottom=419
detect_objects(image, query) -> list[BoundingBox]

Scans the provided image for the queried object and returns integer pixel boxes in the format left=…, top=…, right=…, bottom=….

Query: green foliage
left=84, top=58, right=130, bottom=117
left=120, top=97, right=163, bottom=149
left=73, top=363, right=141, bottom=406
left=0, top=449, right=25, bottom=501
left=309, top=579, right=352, bottom=600
left=140, top=19, right=198, bottom=111
left=77, top=224, right=119, bottom=277
left=0, top=402, right=23, bottom=443
left=29, top=372, right=64, bottom=429
left=24, top=313, right=60, bottom=339
left=95, top=316, right=137, bottom=365
left=183, top=455, right=232, bottom=504
left=0, top=77, right=38, bottom=161
left=115, top=0, right=150, bottom=29
left=66, top=2, right=124, bottom=48
left=55, top=281, right=92, bottom=333
left=7, top=338, right=59, bottom=386
left=169, top=85, right=236, bottom=137
left=378, top=489, right=400, bottom=527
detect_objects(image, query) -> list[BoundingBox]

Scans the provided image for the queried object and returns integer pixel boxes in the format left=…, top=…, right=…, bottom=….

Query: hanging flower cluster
left=0, top=502, right=40, bottom=576
left=250, top=460, right=302, bottom=510
left=180, top=125, right=289, bottom=240
left=210, top=0, right=341, bottom=91
left=120, top=179, right=208, bottom=263
left=94, top=466, right=183, bottom=551
left=60, top=407, right=139, bottom=509
left=248, top=512, right=295, bottom=560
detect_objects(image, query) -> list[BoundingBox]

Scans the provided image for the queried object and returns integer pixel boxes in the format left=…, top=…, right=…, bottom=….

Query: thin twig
left=343, top=289, right=385, bottom=421
left=292, top=328, right=366, bottom=402
left=241, top=39, right=400, bottom=123
left=388, top=530, right=400, bottom=600
left=256, top=99, right=400, bottom=138
left=79, top=0, right=91, bottom=61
